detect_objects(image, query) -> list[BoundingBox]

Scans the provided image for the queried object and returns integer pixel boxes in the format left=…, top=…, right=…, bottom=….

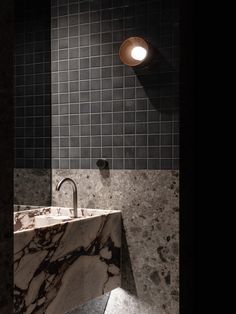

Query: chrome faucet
left=56, top=178, right=78, bottom=218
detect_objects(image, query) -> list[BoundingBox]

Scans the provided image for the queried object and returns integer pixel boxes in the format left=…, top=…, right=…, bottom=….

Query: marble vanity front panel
left=14, top=208, right=121, bottom=314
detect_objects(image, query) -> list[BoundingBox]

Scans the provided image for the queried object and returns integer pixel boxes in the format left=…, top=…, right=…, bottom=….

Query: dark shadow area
left=133, top=0, right=180, bottom=114
left=99, top=168, right=111, bottom=187
left=100, top=168, right=111, bottom=179
left=0, top=0, right=14, bottom=312
left=98, top=159, right=112, bottom=187
left=14, top=0, right=51, bottom=206
left=179, top=0, right=195, bottom=313
left=68, top=293, right=110, bottom=314
left=121, top=223, right=138, bottom=296
left=135, top=49, right=179, bottom=112
left=132, top=1, right=180, bottom=170
left=134, top=47, right=180, bottom=169
left=15, top=0, right=51, bottom=169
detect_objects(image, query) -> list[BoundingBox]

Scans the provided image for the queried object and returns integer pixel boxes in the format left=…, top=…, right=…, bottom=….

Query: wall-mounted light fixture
left=119, top=37, right=150, bottom=67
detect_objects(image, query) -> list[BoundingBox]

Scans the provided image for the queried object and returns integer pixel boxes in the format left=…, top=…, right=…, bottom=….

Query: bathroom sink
left=14, top=206, right=113, bottom=232
left=14, top=206, right=122, bottom=314
left=34, top=214, right=73, bottom=228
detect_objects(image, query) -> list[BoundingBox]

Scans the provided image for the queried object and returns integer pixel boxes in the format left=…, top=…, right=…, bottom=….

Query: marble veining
left=14, top=207, right=121, bottom=314
left=14, top=206, right=113, bottom=232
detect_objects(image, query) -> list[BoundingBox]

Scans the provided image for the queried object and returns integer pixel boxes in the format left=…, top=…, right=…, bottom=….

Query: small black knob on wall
left=96, top=159, right=109, bottom=170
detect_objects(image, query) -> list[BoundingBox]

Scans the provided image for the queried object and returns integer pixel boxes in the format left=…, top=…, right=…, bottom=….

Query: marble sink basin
left=14, top=206, right=111, bottom=231
left=34, top=214, right=73, bottom=228
left=14, top=206, right=122, bottom=314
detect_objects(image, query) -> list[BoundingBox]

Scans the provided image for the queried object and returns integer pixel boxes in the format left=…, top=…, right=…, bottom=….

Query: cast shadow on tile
left=134, top=50, right=179, bottom=111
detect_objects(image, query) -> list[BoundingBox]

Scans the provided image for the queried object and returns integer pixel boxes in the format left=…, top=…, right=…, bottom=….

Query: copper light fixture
left=119, top=37, right=149, bottom=67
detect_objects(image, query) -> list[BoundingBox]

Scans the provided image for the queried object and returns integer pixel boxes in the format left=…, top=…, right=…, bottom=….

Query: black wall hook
left=96, top=159, right=109, bottom=170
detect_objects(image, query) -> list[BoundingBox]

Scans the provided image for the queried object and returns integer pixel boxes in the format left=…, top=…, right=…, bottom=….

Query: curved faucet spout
left=56, top=178, right=78, bottom=218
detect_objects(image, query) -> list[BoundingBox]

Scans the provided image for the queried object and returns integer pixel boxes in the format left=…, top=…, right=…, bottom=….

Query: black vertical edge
left=103, top=293, right=111, bottom=313
left=0, top=0, right=14, bottom=313
left=180, top=0, right=196, bottom=314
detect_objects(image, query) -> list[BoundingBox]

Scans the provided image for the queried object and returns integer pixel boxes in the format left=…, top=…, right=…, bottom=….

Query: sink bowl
left=34, top=215, right=72, bottom=228
left=14, top=206, right=122, bottom=314
left=14, top=206, right=114, bottom=232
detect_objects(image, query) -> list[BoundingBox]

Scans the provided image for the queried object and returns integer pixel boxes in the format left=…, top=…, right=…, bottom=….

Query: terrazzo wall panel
left=52, top=169, right=179, bottom=314
left=0, top=0, right=14, bottom=312
left=14, top=169, right=51, bottom=206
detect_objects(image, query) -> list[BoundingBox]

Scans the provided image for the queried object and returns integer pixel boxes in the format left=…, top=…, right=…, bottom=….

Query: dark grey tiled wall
left=14, top=0, right=51, bottom=169
left=51, top=0, right=179, bottom=170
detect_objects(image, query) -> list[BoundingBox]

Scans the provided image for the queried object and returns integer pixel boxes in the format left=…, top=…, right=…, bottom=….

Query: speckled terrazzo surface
left=14, top=169, right=51, bottom=206
left=52, top=170, right=179, bottom=314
